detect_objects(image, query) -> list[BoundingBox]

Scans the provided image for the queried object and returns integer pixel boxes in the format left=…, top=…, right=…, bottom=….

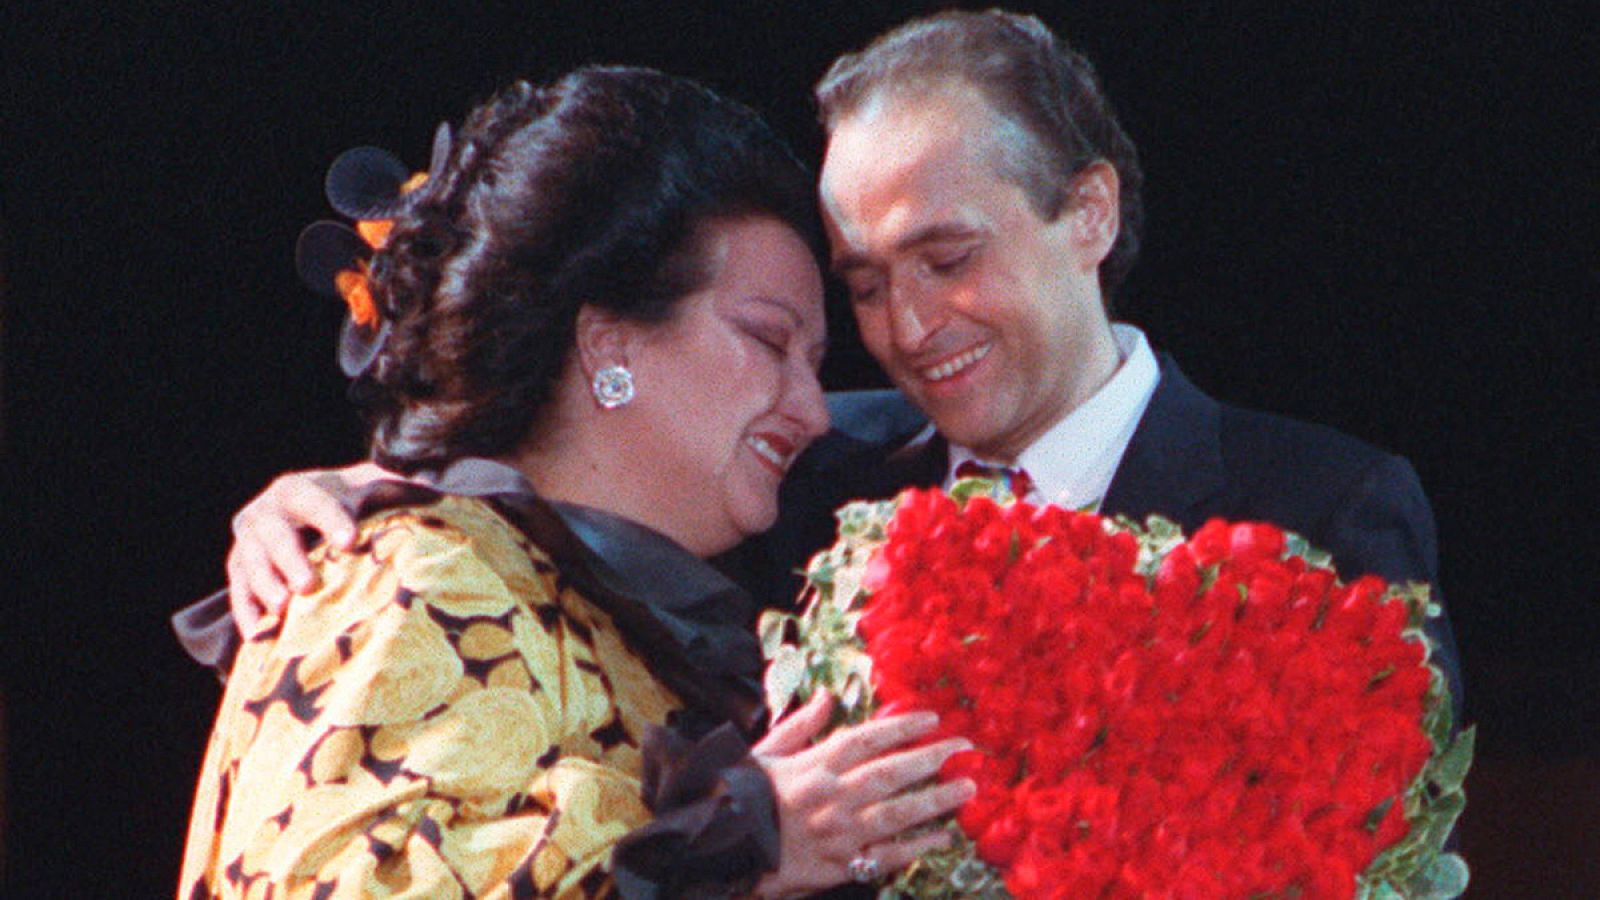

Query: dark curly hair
left=815, top=9, right=1144, bottom=306
left=354, top=67, right=820, bottom=472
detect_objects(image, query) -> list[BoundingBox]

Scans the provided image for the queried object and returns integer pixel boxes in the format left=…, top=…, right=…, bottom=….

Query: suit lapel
left=872, top=429, right=948, bottom=494
left=1101, top=355, right=1227, bottom=527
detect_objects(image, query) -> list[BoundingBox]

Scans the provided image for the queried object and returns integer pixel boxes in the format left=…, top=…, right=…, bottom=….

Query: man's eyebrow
left=831, top=221, right=985, bottom=274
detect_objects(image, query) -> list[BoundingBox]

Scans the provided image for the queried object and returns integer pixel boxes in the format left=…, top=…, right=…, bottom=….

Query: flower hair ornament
left=295, top=123, right=452, bottom=377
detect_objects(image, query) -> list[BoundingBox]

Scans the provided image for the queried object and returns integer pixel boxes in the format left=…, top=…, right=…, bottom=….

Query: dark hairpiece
left=295, top=124, right=454, bottom=377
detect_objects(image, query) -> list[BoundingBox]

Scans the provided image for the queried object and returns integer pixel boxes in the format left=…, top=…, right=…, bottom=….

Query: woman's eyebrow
left=743, top=295, right=805, bottom=326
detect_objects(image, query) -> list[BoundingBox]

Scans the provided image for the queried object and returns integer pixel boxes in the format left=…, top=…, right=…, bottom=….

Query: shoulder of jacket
left=350, top=496, right=558, bottom=595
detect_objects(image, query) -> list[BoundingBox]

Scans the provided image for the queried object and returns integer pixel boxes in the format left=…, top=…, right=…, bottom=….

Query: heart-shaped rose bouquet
left=760, top=482, right=1471, bottom=899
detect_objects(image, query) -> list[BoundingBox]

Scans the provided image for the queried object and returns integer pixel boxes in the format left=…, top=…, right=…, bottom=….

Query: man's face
left=819, top=84, right=1116, bottom=462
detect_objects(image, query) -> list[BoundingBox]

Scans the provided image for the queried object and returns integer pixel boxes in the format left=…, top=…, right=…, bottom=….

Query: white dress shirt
left=944, top=323, right=1160, bottom=511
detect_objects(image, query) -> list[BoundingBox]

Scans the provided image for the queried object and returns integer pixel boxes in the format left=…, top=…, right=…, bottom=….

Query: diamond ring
left=848, top=855, right=882, bottom=884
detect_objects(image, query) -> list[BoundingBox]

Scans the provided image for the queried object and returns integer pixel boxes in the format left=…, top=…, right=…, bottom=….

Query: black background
left=2, top=1, right=1595, bottom=896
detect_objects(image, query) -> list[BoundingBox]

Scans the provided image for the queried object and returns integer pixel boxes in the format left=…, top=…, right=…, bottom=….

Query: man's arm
left=223, top=463, right=389, bottom=622
left=1317, top=453, right=1464, bottom=720
left=171, top=462, right=392, bottom=675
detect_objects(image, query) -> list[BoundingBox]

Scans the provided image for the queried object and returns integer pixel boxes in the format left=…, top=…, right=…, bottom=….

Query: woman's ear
left=573, top=304, right=634, bottom=379
left=1066, top=161, right=1121, bottom=268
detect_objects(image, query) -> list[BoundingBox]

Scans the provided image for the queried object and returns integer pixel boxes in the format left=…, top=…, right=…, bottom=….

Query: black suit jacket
left=716, top=353, right=1463, bottom=713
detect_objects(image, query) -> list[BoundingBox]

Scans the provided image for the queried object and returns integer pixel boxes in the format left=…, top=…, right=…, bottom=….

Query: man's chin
left=930, top=415, right=1026, bottom=462
left=916, top=397, right=982, bottom=438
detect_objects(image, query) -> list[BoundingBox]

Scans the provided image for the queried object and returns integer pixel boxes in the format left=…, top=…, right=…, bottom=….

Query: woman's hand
left=225, top=462, right=390, bottom=630
left=751, top=693, right=976, bottom=898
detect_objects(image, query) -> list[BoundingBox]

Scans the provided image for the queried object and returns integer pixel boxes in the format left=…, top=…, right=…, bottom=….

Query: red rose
left=1228, top=521, right=1287, bottom=562
left=977, top=813, right=1027, bottom=868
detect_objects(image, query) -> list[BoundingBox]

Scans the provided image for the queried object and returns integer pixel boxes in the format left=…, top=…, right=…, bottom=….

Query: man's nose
left=887, top=280, right=940, bottom=352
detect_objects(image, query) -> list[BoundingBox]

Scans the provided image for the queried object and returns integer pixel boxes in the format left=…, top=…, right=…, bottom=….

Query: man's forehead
left=842, top=72, right=992, bottom=123
left=820, top=88, right=1030, bottom=241
left=829, top=81, right=989, bottom=152
left=823, top=83, right=1032, bottom=188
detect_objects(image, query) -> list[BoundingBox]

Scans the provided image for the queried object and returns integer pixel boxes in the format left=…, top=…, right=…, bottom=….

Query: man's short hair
left=815, top=9, right=1145, bottom=302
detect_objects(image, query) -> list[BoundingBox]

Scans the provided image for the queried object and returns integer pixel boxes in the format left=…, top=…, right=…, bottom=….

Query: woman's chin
left=730, top=497, right=781, bottom=544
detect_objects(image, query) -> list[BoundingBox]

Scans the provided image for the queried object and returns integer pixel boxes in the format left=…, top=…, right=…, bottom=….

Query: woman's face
left=617, top=216, right=830, bottom=556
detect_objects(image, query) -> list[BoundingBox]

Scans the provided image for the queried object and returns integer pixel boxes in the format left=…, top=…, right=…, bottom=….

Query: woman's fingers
left=754, top=702, right=979, bottom=897
left=864, top=826, right=959, bottom=877
left=265, top=472, right=360, bottom=556
left=857, top=776, right=976, bottom=845
left=755, top=691, right=834, bottom=757
left=816, top=710, right=940, bottom=773
left=842, top=736, right=970, bottom=794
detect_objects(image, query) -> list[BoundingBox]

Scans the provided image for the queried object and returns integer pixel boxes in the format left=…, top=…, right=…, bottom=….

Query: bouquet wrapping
left=760, top=481, right=1471, bottom=899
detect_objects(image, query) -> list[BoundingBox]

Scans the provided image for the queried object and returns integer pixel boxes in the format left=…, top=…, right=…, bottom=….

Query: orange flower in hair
left=353, top=172, right=429, bottom=251
left=335, top=261, right=380, bottom=328
left=355, top=220, right=393, bottom=250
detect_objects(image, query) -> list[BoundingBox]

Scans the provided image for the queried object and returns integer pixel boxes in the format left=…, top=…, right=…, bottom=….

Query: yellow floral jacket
left=179, top=484, right=758, bottom=899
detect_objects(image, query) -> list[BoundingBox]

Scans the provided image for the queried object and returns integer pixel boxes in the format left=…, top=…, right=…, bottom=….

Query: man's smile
left=918, top=342, right=992, bottom=383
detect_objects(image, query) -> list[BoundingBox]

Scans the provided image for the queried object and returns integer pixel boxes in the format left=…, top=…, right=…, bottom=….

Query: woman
left=179, top=67, right=972, bottom=899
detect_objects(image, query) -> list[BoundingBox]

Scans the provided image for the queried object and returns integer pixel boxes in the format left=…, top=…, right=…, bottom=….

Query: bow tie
left=953, top=460, right=1036, bottom=502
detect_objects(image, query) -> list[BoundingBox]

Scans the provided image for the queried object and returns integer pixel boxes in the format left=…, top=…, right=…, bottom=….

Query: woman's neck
left=499, top=439, right=724, bottom=560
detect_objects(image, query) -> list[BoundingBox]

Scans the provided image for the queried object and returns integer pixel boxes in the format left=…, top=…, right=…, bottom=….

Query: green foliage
left=1358, top=726, right=1474, bottom=898
left=885, top=827, right=1009, bottom=899
left=759, top=497, right=898, bottom=723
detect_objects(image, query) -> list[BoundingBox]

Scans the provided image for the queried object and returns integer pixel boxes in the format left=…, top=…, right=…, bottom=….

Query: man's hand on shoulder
left=226, top=462, right=393, bottom=631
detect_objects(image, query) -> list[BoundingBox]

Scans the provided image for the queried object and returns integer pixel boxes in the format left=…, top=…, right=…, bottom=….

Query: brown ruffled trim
left=612, top=723, right=779, bottom=899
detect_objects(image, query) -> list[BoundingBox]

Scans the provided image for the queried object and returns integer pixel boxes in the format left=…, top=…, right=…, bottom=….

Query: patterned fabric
left=179, top=495, right=684, bottom=899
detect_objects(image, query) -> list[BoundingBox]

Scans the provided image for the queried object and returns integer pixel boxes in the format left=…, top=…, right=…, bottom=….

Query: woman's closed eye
left=743, top=323, right=790, bottom=357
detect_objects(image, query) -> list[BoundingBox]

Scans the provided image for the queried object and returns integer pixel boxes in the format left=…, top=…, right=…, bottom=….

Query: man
left=728, top=10, right=1461, bottom=709
left=182, top=10, right=1460, bottom=705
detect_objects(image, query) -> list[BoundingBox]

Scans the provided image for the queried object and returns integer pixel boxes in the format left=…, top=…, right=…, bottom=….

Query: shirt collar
left=947, top=323, right=1160, bottom=510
